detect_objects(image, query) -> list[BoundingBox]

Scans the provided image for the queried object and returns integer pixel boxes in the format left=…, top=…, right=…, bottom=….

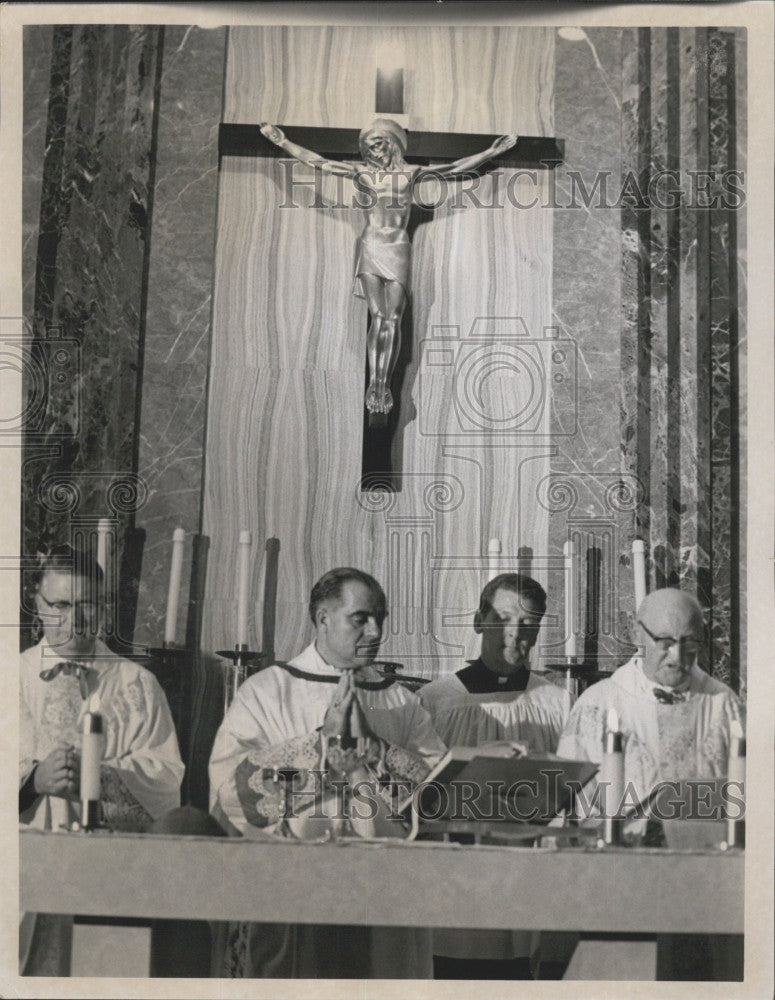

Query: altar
left=21, top=827, right=744, bottom=980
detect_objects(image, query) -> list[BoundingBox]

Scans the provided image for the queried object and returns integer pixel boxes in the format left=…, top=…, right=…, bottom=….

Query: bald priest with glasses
left=557, top=588, right=745, bottom=814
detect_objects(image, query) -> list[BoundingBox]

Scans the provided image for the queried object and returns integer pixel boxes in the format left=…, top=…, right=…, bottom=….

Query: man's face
left=638, top=599, right=704, bottom=689
left=35, top=569, right=100, bottom=657
left=315, top=580, right=385, bottom=671
left=474, top=587, right=544, bottom=676
left=362, top=133, right=392, bottom=168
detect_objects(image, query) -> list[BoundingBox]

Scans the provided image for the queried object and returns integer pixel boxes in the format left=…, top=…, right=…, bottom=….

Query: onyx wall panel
left=203, top=26, right=556, bottom=675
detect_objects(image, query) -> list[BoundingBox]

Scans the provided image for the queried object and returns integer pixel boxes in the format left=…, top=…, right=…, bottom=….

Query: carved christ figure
left=260, top=119, right=517, bottom=416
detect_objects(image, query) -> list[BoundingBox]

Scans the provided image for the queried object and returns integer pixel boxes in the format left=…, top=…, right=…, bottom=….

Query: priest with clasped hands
left=208, top=566, right=446, bottom=978
left=19, top=543, right=183, bottom=833
left=19, top=543, right=184, bottom=976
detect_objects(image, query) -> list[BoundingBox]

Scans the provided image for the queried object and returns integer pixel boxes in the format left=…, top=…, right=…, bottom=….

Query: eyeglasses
left=638, top=619, right=703, bottom=654
left=37, top=592, right=99, bottom=617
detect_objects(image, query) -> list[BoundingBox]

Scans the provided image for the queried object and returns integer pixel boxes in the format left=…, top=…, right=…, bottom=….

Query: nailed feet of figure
left=365, top=382, right=393, bottom=415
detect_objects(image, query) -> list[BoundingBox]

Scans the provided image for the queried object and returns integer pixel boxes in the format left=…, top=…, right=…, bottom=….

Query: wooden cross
left=220, top=124, right=563, bottom=169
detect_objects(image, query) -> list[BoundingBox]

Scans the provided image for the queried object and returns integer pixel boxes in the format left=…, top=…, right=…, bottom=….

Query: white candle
left=727, top=720, right=746, bottom=788
left=487, top=537, right=501, bottom=581
left=726, top=720, right=745, bottom=847
left=80, top=711, right=103, bottom=831
left=236, top=530, right=253, bottom=648
left=600, top=707, right=624, bottom=843
left=163, top=527, right=186, bottom=645
left=564, top=539, right=577, bottom=661
left=632, top=539, right=647, bottom=613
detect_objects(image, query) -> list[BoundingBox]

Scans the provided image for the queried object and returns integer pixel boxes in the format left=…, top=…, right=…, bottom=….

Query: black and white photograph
left=2, top=1, right=773, bottom=995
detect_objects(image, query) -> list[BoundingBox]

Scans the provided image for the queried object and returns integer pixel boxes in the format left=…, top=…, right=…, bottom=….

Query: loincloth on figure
left=353, top=226, right=411, bottom=298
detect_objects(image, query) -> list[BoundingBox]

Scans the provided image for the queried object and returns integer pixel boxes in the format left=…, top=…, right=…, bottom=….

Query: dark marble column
left=23, top=27, right=53, bottom=321
left=618, top=27, right=744, bottom=689
left=21, top=25, right=164, bottom=646
left=706, top=29, right=742, bottom=690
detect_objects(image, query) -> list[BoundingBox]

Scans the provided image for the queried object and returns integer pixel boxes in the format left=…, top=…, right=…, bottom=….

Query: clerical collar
left=456, top=658, right=530, bottom=694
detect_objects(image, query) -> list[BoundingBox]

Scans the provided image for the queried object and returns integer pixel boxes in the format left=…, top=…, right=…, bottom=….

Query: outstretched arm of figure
left=417, top=133, right=518, bottom=179
left=260, top=123, right=359, bottom=178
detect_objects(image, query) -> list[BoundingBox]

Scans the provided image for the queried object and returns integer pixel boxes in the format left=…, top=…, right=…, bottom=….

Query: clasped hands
left=321, top=670, right=379, bottom=775
left=33, top=741, right=80, bottom=798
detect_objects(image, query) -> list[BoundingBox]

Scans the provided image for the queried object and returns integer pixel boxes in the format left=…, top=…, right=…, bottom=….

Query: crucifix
left=219, top=65, right=562, bottom=463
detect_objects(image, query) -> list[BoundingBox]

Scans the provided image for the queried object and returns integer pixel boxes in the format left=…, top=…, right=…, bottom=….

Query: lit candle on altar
left=80, top=711, right=103, bottom=832
left=487, top=537, right=501, bottom=581
left=236, top=530, right=253, bottom=648
left=163, top=527, right=186, bottom=645
left=564, top=539, right=577, bottom=661
left=726, top=720, right=745, bottom=848
left=600, top=707, right=624, bottom=844
left=632, top=539, right=647, bottom=612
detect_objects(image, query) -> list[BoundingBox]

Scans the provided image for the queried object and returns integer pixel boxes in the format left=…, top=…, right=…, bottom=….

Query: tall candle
left=632, top=539, right=647, bottom=612
left=80, top=711, right=103, bottom=831
left=164, top=527, right=186, bottom=645
left=487, top=537, right=501, bottom=582
left=236, top=530, right=253, bottom=648
left=599, top=707, right=624, bottom=844
left=564, top=539, right=577, bottom=661
left=726, top=720, right=745, bottom=847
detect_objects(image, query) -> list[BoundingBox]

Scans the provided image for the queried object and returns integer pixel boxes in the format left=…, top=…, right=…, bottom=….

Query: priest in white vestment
left=556, top=588, right=744, bottom=811
left=209, top=567, right=446, bottom=978
left=548, top=588, right=745, bottom=980
left=418, top=572, right=569, bottom=979
left=19, top=544, right=184, bottom=975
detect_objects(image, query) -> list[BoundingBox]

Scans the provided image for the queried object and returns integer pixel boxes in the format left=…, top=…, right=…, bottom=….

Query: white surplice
left=556, top=656, right=745, bottom=810
left=419, top=665, right=570, bottom=964
left=419, top=668, right=571, bottom=751
left=209, top=642, right=447, bottom=978
left=20, top=637, right=184, bottom=830
left=19, top=637, right=184, bottom=975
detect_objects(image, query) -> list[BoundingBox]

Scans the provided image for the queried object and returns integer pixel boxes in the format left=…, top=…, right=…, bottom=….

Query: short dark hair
left=34, top=543, right=104, bottom=590
left=478, top=573, right=547, bottom=617
left=309, top=567, right=386, bottom=625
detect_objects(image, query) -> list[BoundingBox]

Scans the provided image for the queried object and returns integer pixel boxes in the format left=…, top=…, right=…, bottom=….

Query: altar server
left=556, top=588, right=744, bottom=810
left=209, top=567, right=446, bottom=978
left=420, top=573, right=569, bottom=751
left=418, top=572, right=569, bottom=979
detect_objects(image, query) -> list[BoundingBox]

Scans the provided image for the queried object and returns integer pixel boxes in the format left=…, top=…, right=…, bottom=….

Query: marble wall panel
left=551, top=27, right=631, bottom=667
left=202, top=26, right=555, bottom=676
left=647, top=29, right=671, bottom=586
left=678, top=32, right=702, bottom=600
left=22, top=27, right=53, bottom=323
left=225, top=25, right=552, bottom=136
left=21, top=26, right=163, bottom=648
left=134, top=26, right=227, bottom=647
left=733, top=30, right=747, bottom=699
left=707, top=29, right=741, bottom=689
left=617, top=27, right=744, bottom=688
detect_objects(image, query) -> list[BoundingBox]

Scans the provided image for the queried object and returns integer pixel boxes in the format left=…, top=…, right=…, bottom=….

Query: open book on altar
left=399, top=745, right=598, bottom=825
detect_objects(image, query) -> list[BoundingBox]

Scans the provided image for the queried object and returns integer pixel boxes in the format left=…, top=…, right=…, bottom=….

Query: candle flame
left=607, top=707, right=620, bottom=734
